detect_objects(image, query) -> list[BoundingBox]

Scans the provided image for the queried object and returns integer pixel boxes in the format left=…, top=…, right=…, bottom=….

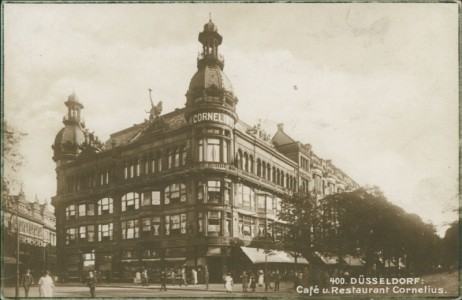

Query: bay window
left=207, top=211, right=221, bottom=233
left=197, top=137, right=229, bottom=163
left=65, top=204, right=76, bottom=220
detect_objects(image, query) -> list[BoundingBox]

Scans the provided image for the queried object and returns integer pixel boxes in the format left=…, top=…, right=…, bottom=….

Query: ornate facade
left=2, top=189, right=57, bottom=281
left=51, top=19, right=359, bottom=283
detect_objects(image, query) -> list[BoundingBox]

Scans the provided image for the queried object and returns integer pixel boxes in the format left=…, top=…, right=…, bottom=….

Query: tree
left=2, top=120, right=26, bottom=196
left=276, top=191, right=319, bottom=271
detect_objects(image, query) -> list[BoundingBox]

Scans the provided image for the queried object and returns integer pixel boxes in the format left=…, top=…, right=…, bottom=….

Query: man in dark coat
left=86, top=271, right=96, bottom=298
left=160, top=270, right=167, bottom=291
left=21, top=269, right=34, bottom=298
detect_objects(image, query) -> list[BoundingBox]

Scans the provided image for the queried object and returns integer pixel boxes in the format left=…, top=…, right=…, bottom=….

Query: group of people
left=21, top=269, right=55, bottom=298
left=239, top=269, right=282, bottom=292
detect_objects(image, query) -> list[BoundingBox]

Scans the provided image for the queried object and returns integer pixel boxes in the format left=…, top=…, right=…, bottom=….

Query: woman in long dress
left=224, top=272, right=233, bottom=293
left=258, top=269, right=264, bottom=287
left=38, top=271, right=55, bottom=297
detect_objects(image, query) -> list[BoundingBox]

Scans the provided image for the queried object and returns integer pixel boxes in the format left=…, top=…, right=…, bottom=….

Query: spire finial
left=209, top=12, right=212, bottom=22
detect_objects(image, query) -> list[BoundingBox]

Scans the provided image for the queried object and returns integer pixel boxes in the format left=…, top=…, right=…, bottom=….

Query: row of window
left=65, top=213, right=285, bottom=245
left=236, top=149, right=297, bottom=191
left=65, top=183, right=283, bottom=220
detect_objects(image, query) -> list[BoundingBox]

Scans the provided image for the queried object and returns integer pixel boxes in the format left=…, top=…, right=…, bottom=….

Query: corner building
left=52, top=19, right=359, bottom=283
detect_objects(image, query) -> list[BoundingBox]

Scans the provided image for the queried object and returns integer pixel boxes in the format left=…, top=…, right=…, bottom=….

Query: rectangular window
left=165, top=184, right=186, bottom=204
left=98, top=198, right=113, bottom=215
left=207, top=211, right=221, bottom=233
left=224, top=181, right=231, bottom=204
left=66, top=205, right=76, bottom=220
left=197, top=181, right=204, bottom=202
left=87, top=225, right=95, bottom=242
left=122, top=220, right=139, bottom=239
left=98, top=223, right=113, bottom=241
left=152, top=217, right=161, bottom=236
left=66, top=228, right=77, bottom=245
left=234, top=184, right=243, bottom=207
left=142, top=192, right=151, bottom=206
left=197, top=212, right=203, bottom=233
left=152, top=191, right=161, bottom=205
left=165, top=214, right=186, bottom=235
left=207, top=138, right=220, bottom=162
left=242, top=186, right=253, bottom=209
left=207, top=180, right=221, bottom=203
left=141, top=218, right=151, bottom=238
left=79, top=225, right=86, bottom=240
left=79, top=204, right=86, bottom=217
left=122, top=192, right=140, bottom=211
left=257, top=195, right=266, bottom=211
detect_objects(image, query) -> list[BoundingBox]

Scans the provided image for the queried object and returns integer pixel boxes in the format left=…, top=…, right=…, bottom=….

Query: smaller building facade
left=2, top=188, right=57, bottom=282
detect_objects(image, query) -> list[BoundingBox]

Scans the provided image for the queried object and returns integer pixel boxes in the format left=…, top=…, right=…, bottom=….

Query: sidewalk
left=55, top=281, right=295, bottom=293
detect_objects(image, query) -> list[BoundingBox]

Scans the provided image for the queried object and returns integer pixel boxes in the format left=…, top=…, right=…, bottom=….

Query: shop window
left=121, top=192, right=140, bottom=211
left=165, top=183, right=186, bottom=204
left=98, top=198, right=113, bottom=215
left=82, top=251, right=95, bottom=271
left=122, top=220, right=139, bottom=239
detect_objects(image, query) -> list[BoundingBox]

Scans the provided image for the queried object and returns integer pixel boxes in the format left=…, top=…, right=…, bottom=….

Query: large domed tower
left=185, top=19, right=238, bottom=167
left=52, top=92, right=86, bottom=166
left=185, top=18, right=238, bottom=122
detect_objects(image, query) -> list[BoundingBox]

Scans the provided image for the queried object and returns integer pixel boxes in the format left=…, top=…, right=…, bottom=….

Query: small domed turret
left=52, top=92, right=86, bottom=164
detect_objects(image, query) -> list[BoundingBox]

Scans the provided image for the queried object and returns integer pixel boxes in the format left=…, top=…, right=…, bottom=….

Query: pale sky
left=3, top=3, right=459, bottom=236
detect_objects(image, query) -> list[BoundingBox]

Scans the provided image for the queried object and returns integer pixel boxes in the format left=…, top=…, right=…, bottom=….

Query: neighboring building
left=2, top=188, right=57, bottom=282
left=51, top=19, right=359, bottom=283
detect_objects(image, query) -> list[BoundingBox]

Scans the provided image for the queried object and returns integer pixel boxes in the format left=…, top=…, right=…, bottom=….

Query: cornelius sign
left=191, top=112, right=235, bottom=127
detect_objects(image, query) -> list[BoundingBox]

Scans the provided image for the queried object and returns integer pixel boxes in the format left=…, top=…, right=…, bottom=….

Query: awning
left=141, top=258, right=161, bottom=262
left=3, top=257, right=22, bottom=264
left=164, top=257, right=186, bottom=262
left=343, top=255, right=365, bottom=266
left=241, top=247, right=309, bottom=265
left=315, top=252, right=339, bottom=265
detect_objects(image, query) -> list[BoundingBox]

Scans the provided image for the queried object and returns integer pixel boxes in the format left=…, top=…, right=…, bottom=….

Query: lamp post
left=9, top=204, right=21, bottom=298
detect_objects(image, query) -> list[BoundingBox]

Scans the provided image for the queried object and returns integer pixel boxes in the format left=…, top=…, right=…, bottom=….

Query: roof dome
left=54, top=125, right=85, bottom=148
left=188, top=64, right=234, bottom=96
left=204, top=20, right=218, bottom=32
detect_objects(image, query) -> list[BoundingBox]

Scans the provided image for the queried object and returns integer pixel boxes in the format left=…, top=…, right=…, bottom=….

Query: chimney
left=277, top=123, right=284, bottom=131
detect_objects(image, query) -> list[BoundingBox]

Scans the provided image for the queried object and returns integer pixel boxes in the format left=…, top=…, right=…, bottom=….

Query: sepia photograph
left=2, top=2, right=459, bottom=298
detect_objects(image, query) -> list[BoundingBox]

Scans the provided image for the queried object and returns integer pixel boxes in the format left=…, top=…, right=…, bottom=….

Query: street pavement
left=2, top=281, right=298, bottom=298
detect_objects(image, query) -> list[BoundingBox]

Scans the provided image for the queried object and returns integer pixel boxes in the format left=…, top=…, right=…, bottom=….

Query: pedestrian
left=38, top=270, right=55, bottom=297
left=160, top=270, right=167, bottom=292
left=224, top=272, right=233, bottom=293
left=21, top=269, right=34, bottom=298
left=258, top=269, right=264, bottom=287
left=274, top=269, right=281, bottom=292
left=86, top=271, right=96, bottom=298
left=135, top=271, right=141, bottom=284
left=192, top=268, right=198, bottom=285
left=204, top=265, right=209, bottom=290
left=141, top=270, right=149, bottom=286
left=249, top=273, right=256, bottom=292
left=180, top=267, right=188, bottom=286
left=240, top=271, right=248, bottom=292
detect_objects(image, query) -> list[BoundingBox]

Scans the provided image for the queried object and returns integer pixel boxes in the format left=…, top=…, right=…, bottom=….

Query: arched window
left=243, top=152, right=249, bottom=172
left=257, top=159, right=261, bottom=176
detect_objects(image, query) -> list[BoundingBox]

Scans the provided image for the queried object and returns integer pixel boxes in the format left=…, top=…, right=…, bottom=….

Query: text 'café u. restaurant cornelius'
left=51, top=18, right=358, bottom=283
